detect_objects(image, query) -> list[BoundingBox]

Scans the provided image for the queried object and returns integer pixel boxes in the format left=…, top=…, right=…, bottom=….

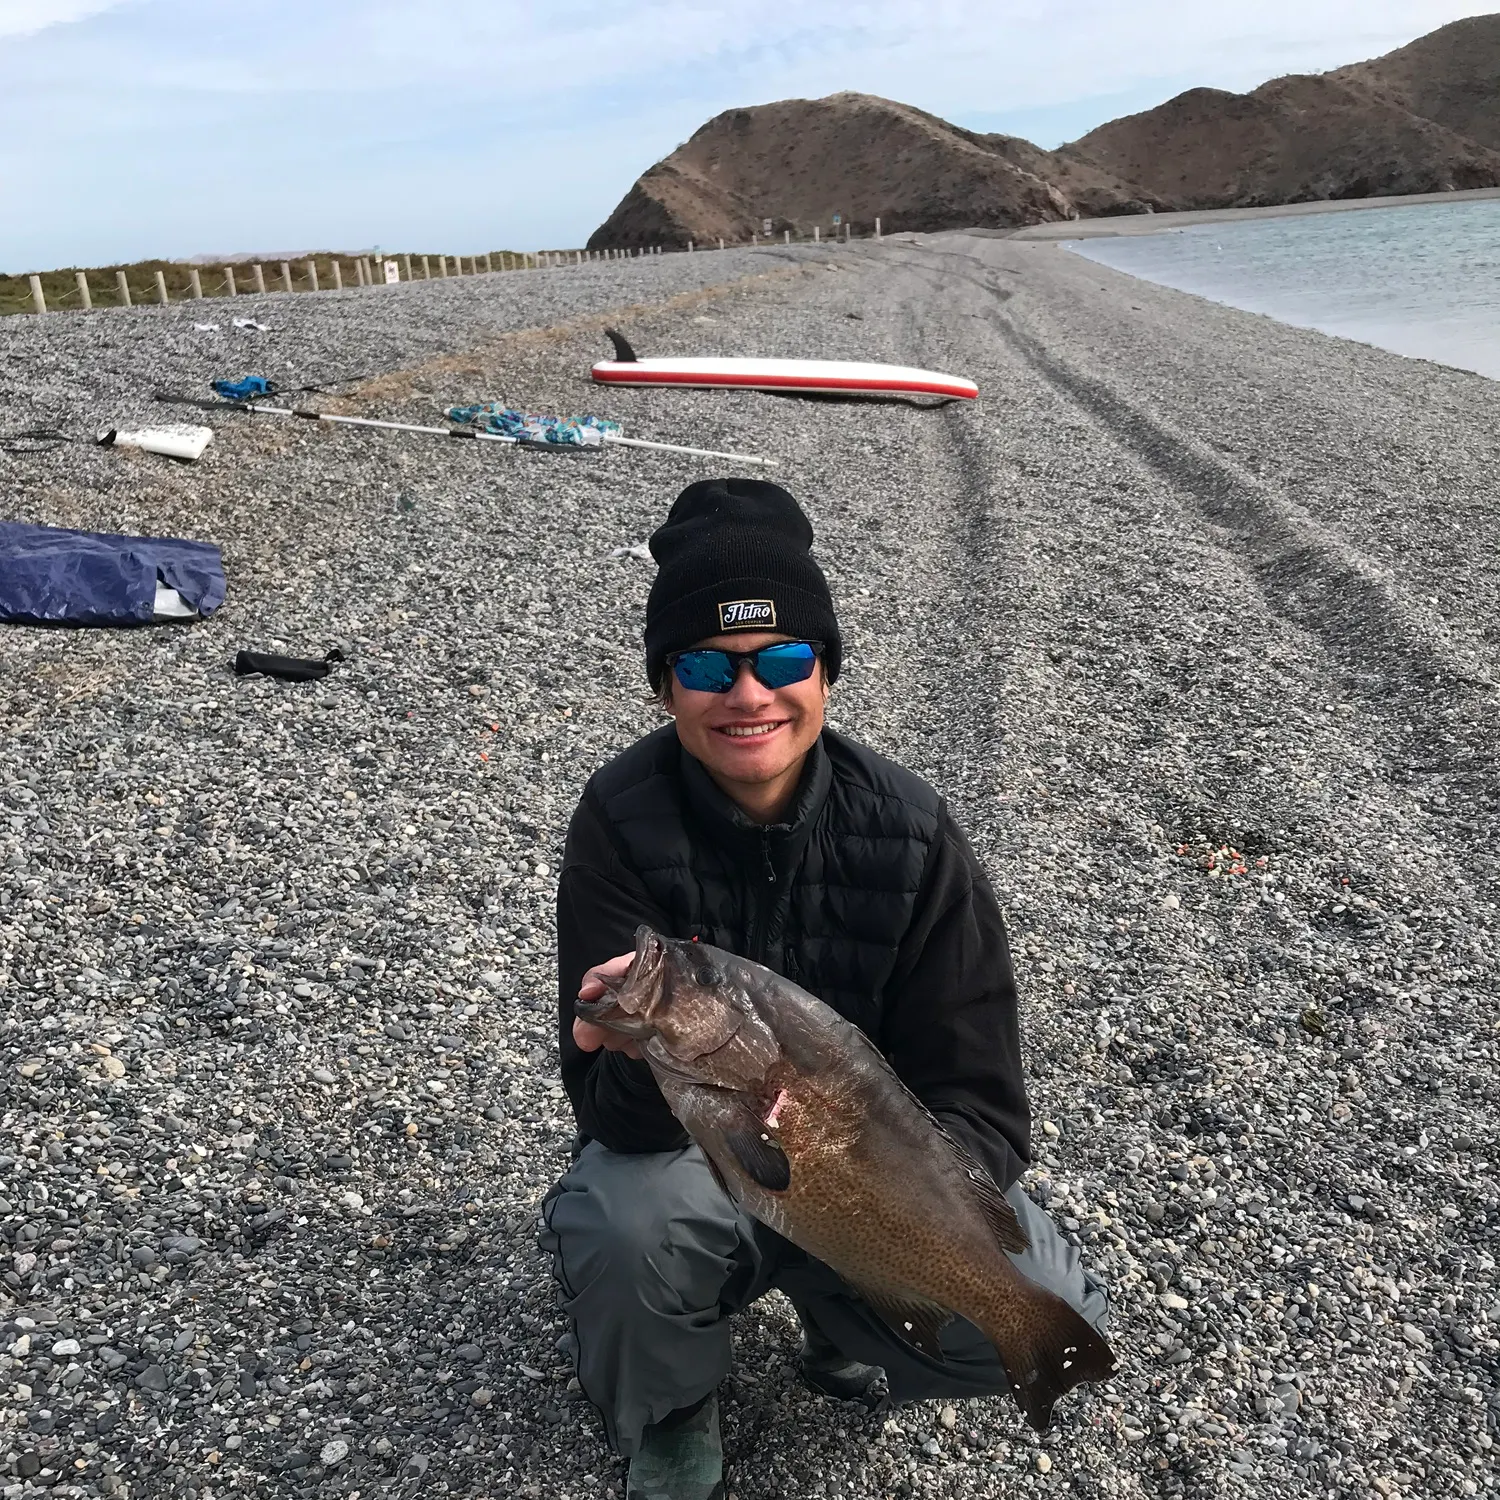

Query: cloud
left=0, top=0, right=128, bottom=39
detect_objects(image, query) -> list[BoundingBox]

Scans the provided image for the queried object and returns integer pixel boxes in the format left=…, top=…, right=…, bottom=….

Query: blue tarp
left=0, top=521, right=226, bottom=626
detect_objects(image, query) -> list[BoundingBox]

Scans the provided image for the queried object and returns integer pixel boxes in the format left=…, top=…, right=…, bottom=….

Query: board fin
left=847, top=1282, right=953, bottom=1359
left=604, top=327, right=639, bottom=363
left=723, top=1125, right=791, bottom=1192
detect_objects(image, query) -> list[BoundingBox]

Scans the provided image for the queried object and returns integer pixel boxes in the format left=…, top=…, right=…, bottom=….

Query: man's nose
left=723, top=659, right=774, bottom=708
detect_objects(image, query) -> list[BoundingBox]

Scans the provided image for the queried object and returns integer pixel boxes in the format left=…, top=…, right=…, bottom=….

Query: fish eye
left=693, top=964, right=717, bottom=988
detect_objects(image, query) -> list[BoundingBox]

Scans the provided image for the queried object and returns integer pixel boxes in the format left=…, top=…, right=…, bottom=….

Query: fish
left=577, top=925, right=1117, bottom=1431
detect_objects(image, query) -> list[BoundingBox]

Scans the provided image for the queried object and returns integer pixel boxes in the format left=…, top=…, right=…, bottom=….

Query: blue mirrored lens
left=672, top=652, right=736, bottom=692
left=753, top=642, right=818, bottom=688
left=671, top=642, right=819, bottom=693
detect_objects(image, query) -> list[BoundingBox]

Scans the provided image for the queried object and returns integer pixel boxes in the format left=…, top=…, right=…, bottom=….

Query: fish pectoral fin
left=849, top=1283, right=953, bottom=1360
left=723, top=1126, right=792, bottom=1192
left=936, top=1124, right=1030, bottom=1255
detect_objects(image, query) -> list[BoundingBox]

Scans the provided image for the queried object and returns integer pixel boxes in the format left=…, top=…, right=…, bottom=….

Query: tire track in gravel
left=847, top=242, right=1500, bottom=1500
left=877, top=238, right=1500, bottom=881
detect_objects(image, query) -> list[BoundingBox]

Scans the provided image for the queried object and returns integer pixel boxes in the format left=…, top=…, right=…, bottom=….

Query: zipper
left=749, top=829, right=777, bottom=963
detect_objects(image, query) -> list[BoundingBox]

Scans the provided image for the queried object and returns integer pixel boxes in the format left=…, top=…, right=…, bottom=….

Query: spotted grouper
left=576, top=925, right=1117, bottom=1430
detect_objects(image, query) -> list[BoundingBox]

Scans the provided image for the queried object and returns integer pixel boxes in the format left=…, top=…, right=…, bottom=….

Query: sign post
left=383, top=259, right=400, bottom=284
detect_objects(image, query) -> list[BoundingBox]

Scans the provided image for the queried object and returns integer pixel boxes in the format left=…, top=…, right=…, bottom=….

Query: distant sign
left=762, top=218, right=773, bottom=234
left=832, top=213, right=842, bottom=226
left=383, top=259, right=400, bottom=284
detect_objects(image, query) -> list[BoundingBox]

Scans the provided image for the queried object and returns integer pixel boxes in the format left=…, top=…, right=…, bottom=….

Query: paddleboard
left=592, top=330, right=977, bottom=401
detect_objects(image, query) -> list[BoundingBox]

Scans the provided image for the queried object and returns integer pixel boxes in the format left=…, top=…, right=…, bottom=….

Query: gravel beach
left=2, top=236, right=1497, bottom=1500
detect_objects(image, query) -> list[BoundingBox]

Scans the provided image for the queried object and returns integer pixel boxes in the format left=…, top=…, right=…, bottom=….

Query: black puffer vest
left=582, top=724, right=942, bottom=1039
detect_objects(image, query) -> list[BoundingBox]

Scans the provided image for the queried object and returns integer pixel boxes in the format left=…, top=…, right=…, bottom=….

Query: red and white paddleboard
left=591, top=330, right=978, bottom=401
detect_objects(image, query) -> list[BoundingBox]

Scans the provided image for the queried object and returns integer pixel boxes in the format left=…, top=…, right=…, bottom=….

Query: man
left=540, top=478, right=1108, bottom=1500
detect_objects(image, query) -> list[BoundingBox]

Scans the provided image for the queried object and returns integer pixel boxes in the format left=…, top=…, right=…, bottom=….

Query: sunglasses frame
left=666, top=639, right=826, bottom=694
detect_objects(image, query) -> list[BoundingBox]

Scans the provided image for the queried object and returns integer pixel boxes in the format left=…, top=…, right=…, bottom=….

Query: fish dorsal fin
left=860, top=1038, right=1032, bottom=1257
left=846, top=1282, right=953, bottom=1359
left=935, top=1123, right=1030, bottom=1256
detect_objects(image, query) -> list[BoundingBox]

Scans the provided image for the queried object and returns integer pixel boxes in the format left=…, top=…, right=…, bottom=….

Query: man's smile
left=714, top=721, right=788, bottom=739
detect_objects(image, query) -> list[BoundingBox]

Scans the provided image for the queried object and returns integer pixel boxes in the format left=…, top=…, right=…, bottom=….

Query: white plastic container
left=97, top=423, right=214, bottom=462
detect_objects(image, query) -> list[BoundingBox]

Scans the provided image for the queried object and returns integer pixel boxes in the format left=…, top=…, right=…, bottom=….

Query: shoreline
left=997, top=182, right=1500, bottom=241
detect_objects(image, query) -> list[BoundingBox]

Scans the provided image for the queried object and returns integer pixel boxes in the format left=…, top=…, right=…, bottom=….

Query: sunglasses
left=667, top=640, right=824, bottom=694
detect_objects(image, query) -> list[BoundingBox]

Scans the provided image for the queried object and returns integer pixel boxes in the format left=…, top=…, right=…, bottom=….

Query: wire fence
left=1, top=221, right=881, bottom=318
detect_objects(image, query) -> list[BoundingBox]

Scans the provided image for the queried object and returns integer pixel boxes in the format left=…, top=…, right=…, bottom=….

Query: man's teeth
left=721, top=723, right=781, bottom=738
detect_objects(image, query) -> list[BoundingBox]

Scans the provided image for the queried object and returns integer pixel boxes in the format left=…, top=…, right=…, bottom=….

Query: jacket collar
left=679, top=732, right=832, bottom=868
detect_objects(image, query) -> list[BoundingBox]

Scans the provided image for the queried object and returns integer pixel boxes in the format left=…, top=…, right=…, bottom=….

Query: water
left=1067, top=199, right=1500, bottom=380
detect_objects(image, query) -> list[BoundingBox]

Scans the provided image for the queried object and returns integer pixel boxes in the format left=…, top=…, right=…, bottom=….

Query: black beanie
left=644, top=478, right=842, bottom=690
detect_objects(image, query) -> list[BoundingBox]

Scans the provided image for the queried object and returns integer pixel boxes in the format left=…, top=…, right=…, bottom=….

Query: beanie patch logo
left=718, top=599, right=776, bottom=631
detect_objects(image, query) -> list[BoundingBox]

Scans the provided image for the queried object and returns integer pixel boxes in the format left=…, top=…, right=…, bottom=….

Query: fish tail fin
left=982, top=1290, right=1117, bottom=1433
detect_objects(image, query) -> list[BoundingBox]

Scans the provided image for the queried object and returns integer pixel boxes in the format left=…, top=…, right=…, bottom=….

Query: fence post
left=718, top=238, right=724, bottom=250
left=155, top=271, right=169, bottom=305
left=224, top=265, right=237, bottom=296
left=483, top=252, right=491, bottom=272
left=75, top=271, right=92, bottom=310
left=814, top=226, right=819, bottom=243
left=364, top=257, right=376, bottom=284
left=875, top=216, right=882, bottom=240
left=437, top=255, right=448, bottom=277
left=252, top=262, right=266, bottom=294
left=280, top=261, right=293, bottom=294
left=189, top=268, right=203, bottom=299
left=331, top=261, right=343, bottom=291
left=402, top=253, right=413, bottom=281
left=28, top=274, right=45, bottom=314
left=115, top=270, right=131, bottom=306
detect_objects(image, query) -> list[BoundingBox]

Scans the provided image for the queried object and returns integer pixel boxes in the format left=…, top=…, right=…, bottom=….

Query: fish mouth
left=573, top=925, right=666, bottom=1036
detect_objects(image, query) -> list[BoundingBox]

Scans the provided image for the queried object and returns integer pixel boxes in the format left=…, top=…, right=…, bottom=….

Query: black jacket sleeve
left=556, top=790, right=689, bottom=1153
left=878, top=807, right=1032, bottom=1191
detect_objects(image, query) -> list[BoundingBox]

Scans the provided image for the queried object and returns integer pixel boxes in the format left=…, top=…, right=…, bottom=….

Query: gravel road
left=2, top=236, right=1497, bottom=1500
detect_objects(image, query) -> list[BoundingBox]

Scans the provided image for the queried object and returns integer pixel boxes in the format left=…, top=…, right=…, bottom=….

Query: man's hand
left=573, top=951, right=642, bottom=1059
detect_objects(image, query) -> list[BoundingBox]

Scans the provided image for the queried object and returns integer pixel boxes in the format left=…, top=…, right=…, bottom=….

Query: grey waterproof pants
left=538, top=1142, right=1110, bottom=1458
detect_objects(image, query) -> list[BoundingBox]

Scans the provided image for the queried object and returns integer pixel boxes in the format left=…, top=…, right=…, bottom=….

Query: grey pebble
left=3, top=235, right=1498, bottom=1500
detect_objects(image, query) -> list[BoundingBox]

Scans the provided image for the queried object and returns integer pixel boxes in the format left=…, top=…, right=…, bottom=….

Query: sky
left=1, top=0, right=1494, bottom=272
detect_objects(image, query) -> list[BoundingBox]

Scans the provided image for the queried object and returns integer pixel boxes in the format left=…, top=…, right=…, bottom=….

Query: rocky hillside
left=590, top=14, right=1500, bottom=247
left=1332, top=13, right=1500, bottom=150
left=587, top=93, right=1153, bottom=251
left=1059, top=71, right=1500, bottom=211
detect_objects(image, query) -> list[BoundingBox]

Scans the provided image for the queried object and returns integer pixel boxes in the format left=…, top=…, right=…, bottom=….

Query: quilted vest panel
left=587, top=726, right=942, bottom=1038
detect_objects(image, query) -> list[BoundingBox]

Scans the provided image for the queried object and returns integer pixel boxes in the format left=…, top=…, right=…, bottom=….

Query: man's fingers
left=578, top=950, right=636, bottom=1002
left=571, top=1017, right=642, bottom=1059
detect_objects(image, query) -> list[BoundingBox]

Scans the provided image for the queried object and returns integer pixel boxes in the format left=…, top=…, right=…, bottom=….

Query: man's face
left=664, top=631, right=828, bottom=795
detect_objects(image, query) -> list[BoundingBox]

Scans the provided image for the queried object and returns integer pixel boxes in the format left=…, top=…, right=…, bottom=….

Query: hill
left=587, top=93, right=1154, bottom=251
left=1331, top=13, right=1500, bottom=151
left=590, top=15, right=1500, bottom=246
left=1059, top=72, right=1500, bottom=210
